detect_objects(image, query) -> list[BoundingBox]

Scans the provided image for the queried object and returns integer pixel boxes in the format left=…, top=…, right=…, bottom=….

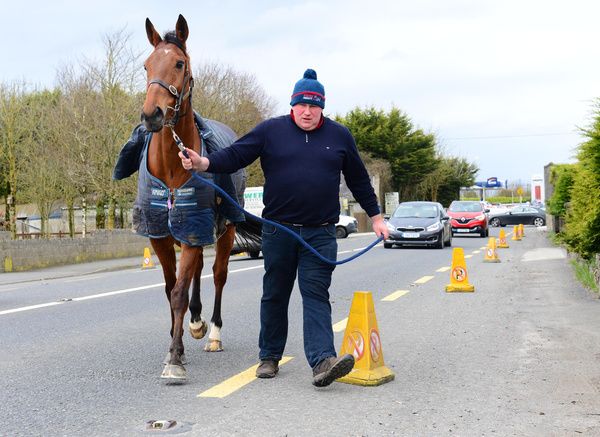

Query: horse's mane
left=163, top=31, right=186, bottom=52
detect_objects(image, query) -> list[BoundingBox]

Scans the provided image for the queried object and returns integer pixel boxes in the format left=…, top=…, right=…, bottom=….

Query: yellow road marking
left=198, top=356, right=294, bottom=398
left=382, top=290, right=409, bottom=301
left=413, top=275, right=434, bottom=284
left=332, top=318, right=348, bottom=333
left=436, top=266, right=450, bottom=272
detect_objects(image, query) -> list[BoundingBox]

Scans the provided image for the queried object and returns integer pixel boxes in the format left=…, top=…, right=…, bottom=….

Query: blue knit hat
left=290, top=68, right=325, bottom=109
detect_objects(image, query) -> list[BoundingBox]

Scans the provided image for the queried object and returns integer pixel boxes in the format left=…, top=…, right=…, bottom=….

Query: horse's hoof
left=163, top=352, right=187, bottom=365
left=204, top=339, right=223, bottom=352
left=161, top=364, right=187, bottom=381
left=189, top=320, right=208, bottom=339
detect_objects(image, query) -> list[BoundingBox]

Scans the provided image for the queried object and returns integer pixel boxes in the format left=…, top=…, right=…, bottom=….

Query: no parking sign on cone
left=337, top=291, right=395, bottom=386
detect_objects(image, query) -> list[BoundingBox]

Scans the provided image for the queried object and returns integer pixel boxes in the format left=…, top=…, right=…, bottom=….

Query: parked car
left=231, top=215, right=359, bottom=259
left=488, top=205, right=546, bottom=227
left=446, top=200, right=489, bottom=237
left=335, top=214, right=358, bottom=238
left=383, top=201, right=452, bottom=249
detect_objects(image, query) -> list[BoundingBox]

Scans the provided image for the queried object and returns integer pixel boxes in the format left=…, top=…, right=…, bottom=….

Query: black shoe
left=256, top=359, right=279, bottom=378
left=312, top=354, right=355, bottom=387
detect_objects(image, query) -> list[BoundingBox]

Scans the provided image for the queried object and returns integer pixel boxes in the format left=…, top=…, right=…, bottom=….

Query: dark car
left=488, top=205, right=546, bottom=227
left=384, top=201, right=452, bottom=249
left=446, top=200, right=489, bottom=237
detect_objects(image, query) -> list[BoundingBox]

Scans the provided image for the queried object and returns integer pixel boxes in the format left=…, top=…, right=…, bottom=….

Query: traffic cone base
left=338, top=291, right=395, bottom=386
left=338, top=366, right=395, bottom=386
left=445, top=247, right=475, bottom=292
left=141, top=247, right=156, bottom=269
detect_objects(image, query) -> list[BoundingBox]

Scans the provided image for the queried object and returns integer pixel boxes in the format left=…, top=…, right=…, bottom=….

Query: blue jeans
left=259, top=222, right=338, bottom=368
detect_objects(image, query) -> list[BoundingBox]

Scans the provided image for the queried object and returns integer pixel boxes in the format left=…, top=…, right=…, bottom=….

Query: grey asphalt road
left=1, top=229, right=599, bottom=436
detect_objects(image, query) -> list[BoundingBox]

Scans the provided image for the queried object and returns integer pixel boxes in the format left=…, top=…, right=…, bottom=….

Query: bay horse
left=138, top=14, right=252, bottom=382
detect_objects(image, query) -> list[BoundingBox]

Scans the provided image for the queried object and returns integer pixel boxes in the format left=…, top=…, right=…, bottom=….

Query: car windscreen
left=393, top=204, right=438, bottom=218
left=449, top=201, right=482, bottom=212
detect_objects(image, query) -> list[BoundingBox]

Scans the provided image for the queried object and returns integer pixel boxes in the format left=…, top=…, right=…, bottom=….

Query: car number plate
left=403, top=232, right=420, bottom=238
left=457, top=229, right=469, bottom=233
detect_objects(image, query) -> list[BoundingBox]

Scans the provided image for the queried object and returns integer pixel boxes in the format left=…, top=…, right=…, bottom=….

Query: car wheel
left=485, top=228, right=489, bottom=237
left=335, top=226, right=347, bottom=239
left=435, top=232, right=444, bottom=249
left=249, top=251, right=260, bottom=259
left=490, top=218, right=500, bottom=227
left=383, top=242, right=393, bottom=249
left=445, top=232, right=452, bottom=247
left=479, top=229, right=486, bottom=237
left=533, top=217, right=545, bottom=227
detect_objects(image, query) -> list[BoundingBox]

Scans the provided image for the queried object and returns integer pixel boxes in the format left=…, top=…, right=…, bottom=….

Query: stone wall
left=0, top=230, right=150, bottom=272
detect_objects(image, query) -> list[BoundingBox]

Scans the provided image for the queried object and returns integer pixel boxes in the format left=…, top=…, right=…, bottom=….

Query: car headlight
left=426, top=222, right=441, bottom=232
left=475, top=214, right=485, bottom=221
left=386, top=221, right=396, bottom=231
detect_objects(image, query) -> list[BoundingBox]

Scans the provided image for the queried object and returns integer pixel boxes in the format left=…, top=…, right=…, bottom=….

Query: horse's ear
left=145, top=18, right=162, bottom=47
left=176, top=14, right=189, bottom=45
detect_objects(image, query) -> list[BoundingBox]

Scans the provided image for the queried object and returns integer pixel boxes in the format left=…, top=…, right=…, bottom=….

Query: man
left=179, top=68, right=389, bottom=387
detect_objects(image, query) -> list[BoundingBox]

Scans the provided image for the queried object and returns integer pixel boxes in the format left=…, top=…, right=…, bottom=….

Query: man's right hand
left=179, top=148, right=210, bottom=172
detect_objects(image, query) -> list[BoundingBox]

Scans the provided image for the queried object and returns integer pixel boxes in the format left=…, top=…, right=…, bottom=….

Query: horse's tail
left=233, top=213, right=262, bottom=251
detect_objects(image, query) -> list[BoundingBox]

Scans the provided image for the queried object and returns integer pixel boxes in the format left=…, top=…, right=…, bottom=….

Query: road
left=2, top=228, right=600, bottom=436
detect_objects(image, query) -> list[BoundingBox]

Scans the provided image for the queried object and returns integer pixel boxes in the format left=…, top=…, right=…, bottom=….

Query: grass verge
left=570, top=258, right=599, bottom=294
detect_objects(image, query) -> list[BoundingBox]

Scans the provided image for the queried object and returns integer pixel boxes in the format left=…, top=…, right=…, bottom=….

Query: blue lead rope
left=176, top=142, right=383, bottom=266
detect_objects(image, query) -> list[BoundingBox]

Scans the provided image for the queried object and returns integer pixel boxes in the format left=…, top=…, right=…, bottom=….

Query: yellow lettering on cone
left=497, top=229, right=509, bottom=248
left=519, top=223, right=525, bottom=238
left=483, top=237, right=501, bottom=263
left=337, top=291, right=395, bottom=386
left=445, top=247, right=475, bottom=292
left=141, top=247, right=155, bottom=269
left=511, top=225, right=521, bottom=241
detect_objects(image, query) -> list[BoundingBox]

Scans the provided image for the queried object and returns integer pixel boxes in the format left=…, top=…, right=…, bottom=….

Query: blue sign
left=474, top=177, right=504, bottom=188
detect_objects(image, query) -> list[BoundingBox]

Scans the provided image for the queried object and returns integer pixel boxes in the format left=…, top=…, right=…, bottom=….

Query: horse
left=137, top=14, right=257, bottom=382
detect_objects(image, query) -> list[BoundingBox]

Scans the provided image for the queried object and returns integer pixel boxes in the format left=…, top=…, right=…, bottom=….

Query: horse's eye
left=175, top=61, right=184, bottom=69
left=143, top=65, right=147, bottom=71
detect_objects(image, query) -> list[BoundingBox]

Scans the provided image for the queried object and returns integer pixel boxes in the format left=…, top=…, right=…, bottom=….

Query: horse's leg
left=205, top=223, right=236, bottom=352
left=150, top=238, right=188, bottom=365
left=188, top=247, right=208, bottom=340
left=161, top=244, right=200, bottom=381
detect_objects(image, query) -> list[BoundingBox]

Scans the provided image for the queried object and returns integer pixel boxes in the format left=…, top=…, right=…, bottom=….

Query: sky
left=3, top=0, right=599, bottom=187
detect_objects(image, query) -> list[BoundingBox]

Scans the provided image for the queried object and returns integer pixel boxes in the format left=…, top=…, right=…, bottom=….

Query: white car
left=335, top=214, right=358, bottom=238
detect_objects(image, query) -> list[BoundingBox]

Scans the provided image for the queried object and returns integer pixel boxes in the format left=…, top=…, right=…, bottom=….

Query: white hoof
left=204, top=339, right=223, bottom=352
left=161, top=363, right=187, bottom=381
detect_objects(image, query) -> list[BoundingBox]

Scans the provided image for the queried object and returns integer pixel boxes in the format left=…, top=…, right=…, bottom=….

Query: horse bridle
left=146, top=44, right=194, bottom=128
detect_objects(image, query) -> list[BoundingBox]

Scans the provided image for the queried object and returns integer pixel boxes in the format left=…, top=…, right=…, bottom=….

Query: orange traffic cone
left=518, top=223, right=525, bottom=238
left=483, top=237, right=501, bottom=263
left=511, top=225, right=521, bottom=241
left=497, top=229, right=509, bottom=248
left=445, top=247, right=475, bottom=292
left=337, top=291, right=395, bottom=386
left=141, top=247, right=155, bottom=269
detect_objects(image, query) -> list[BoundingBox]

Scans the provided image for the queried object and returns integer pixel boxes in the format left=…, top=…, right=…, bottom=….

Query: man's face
left=291, top=103, right=323, bottom=131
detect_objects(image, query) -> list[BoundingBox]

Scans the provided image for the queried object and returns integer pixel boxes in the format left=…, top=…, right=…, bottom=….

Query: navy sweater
left=207, top=115, right=380, bottom=225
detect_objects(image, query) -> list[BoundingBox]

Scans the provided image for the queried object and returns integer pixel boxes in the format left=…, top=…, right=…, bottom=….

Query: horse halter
left=146, top=45, right=194, bottom=128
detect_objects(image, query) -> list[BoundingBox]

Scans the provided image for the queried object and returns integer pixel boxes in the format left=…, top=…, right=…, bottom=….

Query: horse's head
left=141, top=14, right=193, bottom=132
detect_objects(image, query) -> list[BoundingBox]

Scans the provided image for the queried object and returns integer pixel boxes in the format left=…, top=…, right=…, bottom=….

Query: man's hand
left=178, top=148, right=210, bottom=172
left=370, top=214, right=389, bottom=239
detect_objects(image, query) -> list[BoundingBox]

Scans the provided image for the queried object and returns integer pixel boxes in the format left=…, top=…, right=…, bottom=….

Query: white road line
left=1, top=265, right=264, bottom=317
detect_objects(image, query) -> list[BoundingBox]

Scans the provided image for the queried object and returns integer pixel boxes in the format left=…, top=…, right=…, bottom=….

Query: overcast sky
left=3, top=0, right=598, bottom=186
